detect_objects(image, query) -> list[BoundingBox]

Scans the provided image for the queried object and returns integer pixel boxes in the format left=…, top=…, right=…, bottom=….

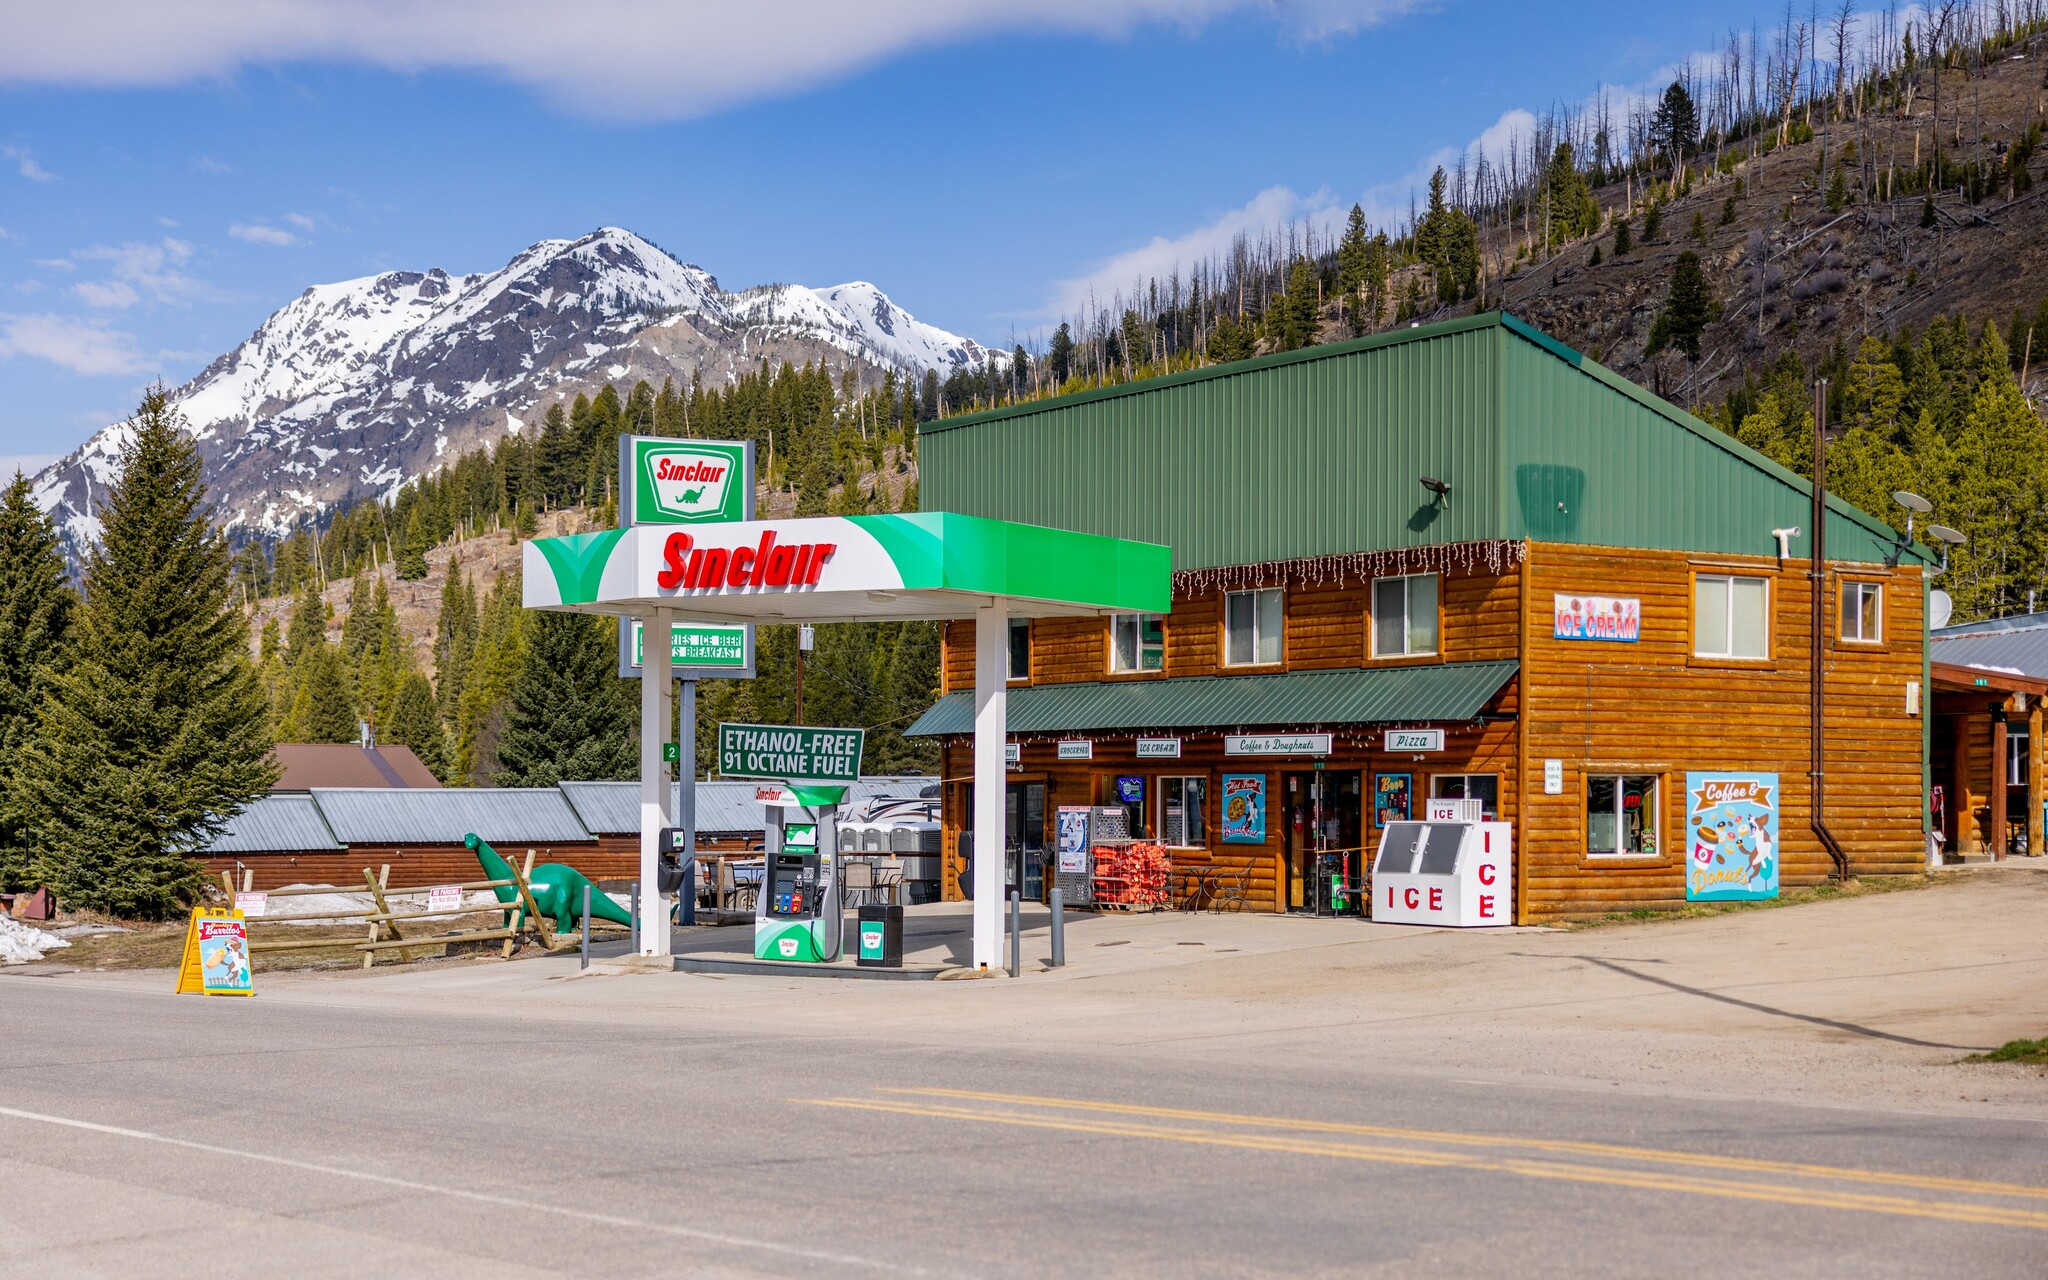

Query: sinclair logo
left=632, top=440, right=747, bottom=524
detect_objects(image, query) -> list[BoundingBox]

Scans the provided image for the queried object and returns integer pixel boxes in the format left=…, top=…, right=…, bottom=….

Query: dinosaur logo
left=636, top=441, right=746, bottom=523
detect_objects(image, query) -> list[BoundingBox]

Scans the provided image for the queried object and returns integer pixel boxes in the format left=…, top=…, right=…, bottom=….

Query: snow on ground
left=1, top=915, right=72, bottom=964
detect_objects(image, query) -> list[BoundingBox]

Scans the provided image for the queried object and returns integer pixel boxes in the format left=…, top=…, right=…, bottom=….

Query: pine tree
left=384, top=670, right=450, bottom=779
left=15, top=387, right=275, bottom=917
left=397, top=505, right=429, bottom=580
left=0, top=473, right=75, bottom=889
left=1720, top=195, right=1738, bottom=226
left=285, top=641, right=358, bottom=743
left=1647, top=251, right=1717, bottom=362
left=1613, top=218, right=1634, bottom=256
left=1690, top=210, right=1707, bottom=244
left=1337, top=204, right=1370, bottom=295
left=433, top=555, right=478, bottom=723
left=494, top=611, right=638, bottom=786
left=1650, top=81, right=1699, bottom=165
left=1643, top=203, right=1663, bottom=242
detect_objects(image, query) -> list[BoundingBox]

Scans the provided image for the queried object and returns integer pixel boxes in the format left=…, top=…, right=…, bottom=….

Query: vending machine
left=1370, top=819, right=1512, bottom=927
left=755, top=804, right=842, bottom=961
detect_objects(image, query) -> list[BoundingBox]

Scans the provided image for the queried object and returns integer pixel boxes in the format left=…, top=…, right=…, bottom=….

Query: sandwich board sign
left=718, top=723, right=865, bottom=785
left=174, top=907, right=254, bottom=997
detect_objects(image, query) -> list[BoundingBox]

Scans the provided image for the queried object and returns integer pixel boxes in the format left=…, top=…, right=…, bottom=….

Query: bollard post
left=1008, top=891, right=1021, bottom=978
left=581, top=885, right=591, bottom=970
left=630, top=882, right=640, bottom=954
left=1049, top=887, right=1065, bottom=968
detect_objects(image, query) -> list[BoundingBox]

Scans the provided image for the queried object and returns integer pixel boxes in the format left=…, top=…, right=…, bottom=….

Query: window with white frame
left=1224, top=589, right=1283, bottom=666
left=1694, top=574, right=1770, bottom=659
left=1371, top=573, right=1439, bottom=657
left=1841, top=581, right=1882, bottom=643
left=1160, top=776, right=1207, bottom=846
left=1110, top=613, right=1165, bottom=673
left=1430, top=774, right=1499, bottom=820
left=1587, top=775, right=1659, bottom=857
left=1007, top=617, right=1031, bottom=681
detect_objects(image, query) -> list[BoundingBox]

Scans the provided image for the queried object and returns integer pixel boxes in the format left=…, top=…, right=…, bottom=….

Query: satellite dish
left=1929, top=524, right=1968, bottom=546
left=1893, top=490, right=1933, bottom=514
left=1930, top=590, right=1954, bottom=630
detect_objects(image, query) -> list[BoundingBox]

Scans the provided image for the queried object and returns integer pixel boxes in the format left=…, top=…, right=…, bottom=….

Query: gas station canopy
left=525, top=511, right=1171, bottom=622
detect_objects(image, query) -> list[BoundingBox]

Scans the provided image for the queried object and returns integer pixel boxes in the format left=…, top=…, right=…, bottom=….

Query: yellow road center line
left=805, top=1097, right=2048, bottom=1233
left=886, top=1087, right=2048, bottom=1203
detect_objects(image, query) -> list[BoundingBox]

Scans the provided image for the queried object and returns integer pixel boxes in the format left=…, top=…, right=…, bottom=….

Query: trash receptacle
left=857, top=903, right=903, bottom=968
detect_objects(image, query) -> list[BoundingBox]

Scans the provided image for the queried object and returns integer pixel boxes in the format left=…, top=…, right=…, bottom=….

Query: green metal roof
left=905, top=660, right=1518, bottom=737
left=920, top=313, right=1924, bottom=570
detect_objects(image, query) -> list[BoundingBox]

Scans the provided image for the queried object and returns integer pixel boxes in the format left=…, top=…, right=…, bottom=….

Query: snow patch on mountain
left=31, top=228, right=997, bottom=560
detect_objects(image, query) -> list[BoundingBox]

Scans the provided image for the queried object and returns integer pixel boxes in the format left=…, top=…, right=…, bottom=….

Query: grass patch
left=1567, top=874, right=1934, bottom=930
left=1967, top=1037, right=2048, bottom=1065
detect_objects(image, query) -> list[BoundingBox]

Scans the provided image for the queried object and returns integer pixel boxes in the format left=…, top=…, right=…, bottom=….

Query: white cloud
left=76, top=236, right=202, bottom=303
left=230, top=222, right=298, bottom=246
left=0, top=313, right=151, bottom=375
left=74, top=279, right=140, bottom=309
left=282, top=211, right=316, bottom=231
left=2, top=145, right=54, bottom=182
left=0, top=0, right=1427, bottom=119
left=193, top=155, right=233, bottom=173
left=0, top=225, right=11, bottom=240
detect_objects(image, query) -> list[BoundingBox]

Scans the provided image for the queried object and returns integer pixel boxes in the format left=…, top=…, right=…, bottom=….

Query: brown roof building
left=270, top=743, right=442, bottom=790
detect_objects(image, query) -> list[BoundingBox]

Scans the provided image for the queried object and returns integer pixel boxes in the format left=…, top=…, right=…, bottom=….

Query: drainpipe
left=1811, top=381, right=1851, bottom=882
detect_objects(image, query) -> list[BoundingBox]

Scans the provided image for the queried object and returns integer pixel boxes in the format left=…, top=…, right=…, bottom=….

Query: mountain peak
left=32, top=230, right=995, bottom=558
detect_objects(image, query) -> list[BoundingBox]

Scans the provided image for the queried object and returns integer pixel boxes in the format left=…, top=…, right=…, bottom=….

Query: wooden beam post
left=1953, top=716, right=1973, bottom=856
left=2030, top=699, right=2044, bottom=858
left=1991, top=712, right=2009, bottom=860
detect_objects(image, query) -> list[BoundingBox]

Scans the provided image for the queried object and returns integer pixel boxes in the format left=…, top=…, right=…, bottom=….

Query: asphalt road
left=3, top=967, right=2045, bottom=1279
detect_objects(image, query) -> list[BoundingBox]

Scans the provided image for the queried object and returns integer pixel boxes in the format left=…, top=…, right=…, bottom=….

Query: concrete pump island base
left=523, top=510, right=1170, bottom=971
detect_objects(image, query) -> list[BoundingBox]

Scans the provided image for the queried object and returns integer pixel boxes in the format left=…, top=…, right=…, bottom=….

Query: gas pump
left=755, top=803, right=842, bottom=961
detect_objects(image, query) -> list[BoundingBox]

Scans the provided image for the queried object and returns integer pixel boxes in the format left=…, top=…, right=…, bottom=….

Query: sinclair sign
left=621, top=436, right=753, bottom=525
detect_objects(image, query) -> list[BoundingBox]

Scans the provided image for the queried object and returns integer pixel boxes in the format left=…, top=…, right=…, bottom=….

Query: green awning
left=905, top=660, right=1518, bottom=737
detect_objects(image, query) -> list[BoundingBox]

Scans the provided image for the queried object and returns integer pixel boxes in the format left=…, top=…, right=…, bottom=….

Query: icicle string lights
left=1173, top=539, right=1527, bottom=596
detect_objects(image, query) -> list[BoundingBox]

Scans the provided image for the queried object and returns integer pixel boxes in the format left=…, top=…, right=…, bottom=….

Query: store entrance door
left=1282, top=771, right=1364, bottom=912
left=1007, top=780, right=1048, bottom=901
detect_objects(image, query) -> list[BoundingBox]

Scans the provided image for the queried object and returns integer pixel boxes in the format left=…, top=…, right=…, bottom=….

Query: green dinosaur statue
left=465, top=833, right=636, bottom=933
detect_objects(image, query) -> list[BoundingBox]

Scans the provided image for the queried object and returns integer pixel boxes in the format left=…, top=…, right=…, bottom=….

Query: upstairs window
left=1371, top=573, right=1439, bottom=657
left=1008, top=617, right=1030, bottom=681
left=1224, top=589, right=1283, bottom=666
left=1110, top=613, right=1166, bottom=673
left=1695, top=574, right=1769, bottom=659
left=1841, top=581, right=1882, bottom=644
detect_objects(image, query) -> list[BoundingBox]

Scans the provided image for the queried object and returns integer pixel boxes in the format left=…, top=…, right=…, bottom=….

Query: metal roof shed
left=310, top=788, right=594, bottom=846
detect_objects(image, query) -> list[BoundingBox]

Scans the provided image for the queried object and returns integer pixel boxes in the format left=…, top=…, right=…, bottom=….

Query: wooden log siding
left=942, top=562, right=1521, bottom=692
left=933, top=544, right=1925, bottom=921
left=1519, top=543, right=1925, bottom=919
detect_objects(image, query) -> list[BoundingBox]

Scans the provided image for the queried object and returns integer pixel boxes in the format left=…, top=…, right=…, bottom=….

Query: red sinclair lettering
left=660, top=530, right=836, bottom=591
left=655, top=458, right=726, bottom=484
left=658, top=532, right=694, bottom=589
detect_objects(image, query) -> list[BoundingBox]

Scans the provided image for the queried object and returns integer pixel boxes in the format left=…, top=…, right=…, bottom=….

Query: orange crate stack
left=1091, top=842, right=1173, bottom=910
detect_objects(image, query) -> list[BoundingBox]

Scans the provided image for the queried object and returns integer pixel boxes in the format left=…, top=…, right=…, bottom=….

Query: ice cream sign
left=627, top=437, right=751, bottom=525
left=1685, top=771, right=1779, bottom=901
left=1553, top=593, right=1640, bottom=642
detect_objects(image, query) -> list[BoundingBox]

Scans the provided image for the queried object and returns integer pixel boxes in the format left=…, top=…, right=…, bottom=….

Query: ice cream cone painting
left=1685, top=772, right=1779, bottom=901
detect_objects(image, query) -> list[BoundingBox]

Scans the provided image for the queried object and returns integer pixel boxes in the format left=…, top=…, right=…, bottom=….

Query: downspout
left=1810, top=380, right=1851, bottom=882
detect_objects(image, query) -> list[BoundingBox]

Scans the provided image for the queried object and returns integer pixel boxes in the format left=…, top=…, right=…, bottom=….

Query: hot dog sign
left=1685, top=772, right=1779, bottom=901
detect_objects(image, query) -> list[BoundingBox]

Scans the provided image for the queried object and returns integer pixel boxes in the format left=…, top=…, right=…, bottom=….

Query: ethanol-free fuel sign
left=718, top=723, right=864, bottom=784
left=628, top=438, right=749, bottom=524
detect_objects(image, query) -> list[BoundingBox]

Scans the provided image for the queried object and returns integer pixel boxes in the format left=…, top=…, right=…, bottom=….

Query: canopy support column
left=972, top=598, right=1008, bottom=970
left=639, top=607, right=674, bottom=956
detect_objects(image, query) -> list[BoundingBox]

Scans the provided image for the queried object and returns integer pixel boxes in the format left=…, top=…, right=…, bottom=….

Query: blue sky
left=1, top=0, right=1815, bottom=471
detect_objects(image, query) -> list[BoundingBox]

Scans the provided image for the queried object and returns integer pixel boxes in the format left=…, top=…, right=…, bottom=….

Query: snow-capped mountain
left=31, top=227, right=998, bottom=555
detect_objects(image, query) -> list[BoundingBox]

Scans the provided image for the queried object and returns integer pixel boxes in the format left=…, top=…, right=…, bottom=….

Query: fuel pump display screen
left=784, top=822, right=818, bottom=850
left=767, top=853, right=819, bottom=917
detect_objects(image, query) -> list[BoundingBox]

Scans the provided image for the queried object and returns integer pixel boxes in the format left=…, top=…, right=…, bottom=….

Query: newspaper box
left=1371, top=819, right=1512, bottom=927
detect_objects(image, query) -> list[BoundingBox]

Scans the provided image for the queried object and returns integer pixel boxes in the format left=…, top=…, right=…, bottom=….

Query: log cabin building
left=1929, top=614, right=2048, bottom=859
left=907, top=314, right=1935, bottom=922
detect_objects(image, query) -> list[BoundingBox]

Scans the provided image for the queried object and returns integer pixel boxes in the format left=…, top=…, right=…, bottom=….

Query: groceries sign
left=622, top=436, right=753, bottom=526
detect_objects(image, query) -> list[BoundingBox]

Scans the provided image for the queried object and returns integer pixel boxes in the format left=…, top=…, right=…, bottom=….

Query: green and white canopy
left=524, top=511, right=1170, bottom=622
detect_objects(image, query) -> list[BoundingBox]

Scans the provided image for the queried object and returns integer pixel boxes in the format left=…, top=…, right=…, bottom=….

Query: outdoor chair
left=872, top=859, right=905, bottom=906
left=1209, top=862, right=1255, bottom=913
left=842, top=859, right=875, bottom=908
